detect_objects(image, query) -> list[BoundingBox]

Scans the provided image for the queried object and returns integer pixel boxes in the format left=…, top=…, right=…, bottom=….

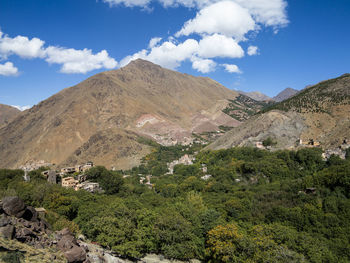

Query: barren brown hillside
left=0, top=104, right=21, bottom=128
left=208, top=73, right=350, bottom=150
left=0, top=59, right=242, bottom=169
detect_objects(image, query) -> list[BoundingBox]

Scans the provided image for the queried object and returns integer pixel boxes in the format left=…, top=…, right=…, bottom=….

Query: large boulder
left=58, top=234, right=79, bottom=252
left=56, top=228, right=87, bottom=262
left=0, top=225, right=15, bottom=239
left=2, top=196, right=26, bottom=217
left=22, top=206, right=38, bottom=222
left=64, top=246, right=87, bottom=263
left=0, top=214, right=11, bottom=227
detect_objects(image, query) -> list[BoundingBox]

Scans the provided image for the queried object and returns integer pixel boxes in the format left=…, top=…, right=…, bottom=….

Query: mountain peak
left=125, top=59, right=162, bottom=70
left=273, top=87, right=299, bottom=102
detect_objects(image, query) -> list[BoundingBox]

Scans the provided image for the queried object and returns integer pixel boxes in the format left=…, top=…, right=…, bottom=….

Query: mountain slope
left=273, top=87, right=299, bottom=102
left=238, top=91, right=272, bottom=101
left=0, top=59, right=240, bottom=169
left=208, top=74, right=350, bottom=150
left=0, top=104, right=21, bottom=128
left=222, top=94, right=274, bottom=122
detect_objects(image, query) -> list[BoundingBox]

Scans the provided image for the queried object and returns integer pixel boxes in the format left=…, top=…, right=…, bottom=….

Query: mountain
left=208, top=73, right=350, bottom=150
left=0, top=59, right=243, bottom=169
left=0, top=104, right=21, bottom=128
left=238, top=91, right=272, bottom=101
left=273, top=87, right=299, bottom=102
left=222, top=94, right=274, bottom=122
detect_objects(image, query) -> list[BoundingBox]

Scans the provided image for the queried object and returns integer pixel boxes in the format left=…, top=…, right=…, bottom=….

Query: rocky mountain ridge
left=238, top=90, right=272, bottom=101
left=208, top=74, right=350, bottom=151
left=0, top=59, right=242, bottom=170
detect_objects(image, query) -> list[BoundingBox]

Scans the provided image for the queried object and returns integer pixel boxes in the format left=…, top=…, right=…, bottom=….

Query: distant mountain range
left=1, top=59, right=348, bottom=169
left=0, top=59, right=264, bottom=169
left=238, top=91, right=272, bottom=101
left=239, top=87, right=299, bottom=102
left=208, top=74, right=350, bottom=151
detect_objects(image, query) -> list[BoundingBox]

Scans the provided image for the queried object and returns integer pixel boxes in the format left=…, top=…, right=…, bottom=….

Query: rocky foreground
left=0, top=196, right=200, bottom=263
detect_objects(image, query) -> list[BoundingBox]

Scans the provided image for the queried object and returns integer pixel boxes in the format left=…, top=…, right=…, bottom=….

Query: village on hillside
left=20, top=161, right=103, bottom=193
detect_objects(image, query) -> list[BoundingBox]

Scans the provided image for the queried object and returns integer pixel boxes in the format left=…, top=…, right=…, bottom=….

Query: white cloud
left=45, top=47, right=117, bottom=74
left=176, top=1, right=256, bottom=39
left=11, top=105, right=32, bottom=111
left=103, top=0, right=289, bottom=29
left=148, top=37, right=162, bottom=48
left=234, top=0, right=288, bottom=28
left=159, top=0, right=213, bottom=8
left=120, top=38, right=199, bottom=69
left=0, top=62, right=18, bottom=76
left=121, top=34, right=245, bottom=72
left=197, top=34, right=244, bottom=58
left=222, top=63, right=242, bottom=73
left=103, top=0, right=151, bottom=7
left=0, top=30, right=118, bottom=74
left=0, top=34, right=45, bottom=59
left=247, top=45, right=259, bottom=56
left=104, top=0, right=211, bottom=8
left=191, top=57, right=216, bottom=73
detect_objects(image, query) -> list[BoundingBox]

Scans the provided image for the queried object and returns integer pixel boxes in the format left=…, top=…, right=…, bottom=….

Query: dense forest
left=1, top=144, right=350, bottom=262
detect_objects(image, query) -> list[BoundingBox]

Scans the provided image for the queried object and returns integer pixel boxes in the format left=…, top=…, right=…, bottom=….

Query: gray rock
left=22, top=206, right=38, bottom=222
left=2, top=196, right=26, bottom=218
left=15, top=227, right=37, bottom=241
left=57, top=234, right=78, bottom=252
left=0, top=225, right=15, bottom=239
left=0, top=215, right=11, bottom=227
left=64, top=245, right=87, bottom=263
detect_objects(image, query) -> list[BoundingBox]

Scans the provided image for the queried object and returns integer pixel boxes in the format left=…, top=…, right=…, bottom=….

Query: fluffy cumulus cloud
left=45, top=47, right=117, bottom=74
left=247, top=45, right=259, bottom=56
left=120, top=38, right=199, bottom=69
left=0, top=0, right=288, bottom=76
left=222, top=63, right=242, bottom=73
left=0, top=62, right=18, bottom=76
left=114, top=0, right=288, bottom=74
left=176, top=1, right=256, bottom=39
left=0, top=34, right=45, bottom=59
left=0, top=30, right=118, bottom=75
left=103, top=0, right=288, bottom=29
left=197, top=34, right=244, bottom=58
left=191, top=57, right=217, bottom=73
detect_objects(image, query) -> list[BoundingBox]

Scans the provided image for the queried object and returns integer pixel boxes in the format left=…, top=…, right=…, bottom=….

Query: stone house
left=62, top=177, right=78, bottom=188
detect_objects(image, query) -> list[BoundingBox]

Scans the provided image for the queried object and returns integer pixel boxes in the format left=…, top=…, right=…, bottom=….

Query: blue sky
left=0, top=0, right=349, bottom=109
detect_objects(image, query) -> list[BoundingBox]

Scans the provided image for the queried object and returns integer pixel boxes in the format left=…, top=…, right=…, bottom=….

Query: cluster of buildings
left=322, top=139, right=350, bottom=160
left=59, top=161, right=94, bottom=176
left=299, top=138, right=321, bottom=147
left=40, top=161, right=102, bottom=193
left=61, top=175, right=102, bottom=193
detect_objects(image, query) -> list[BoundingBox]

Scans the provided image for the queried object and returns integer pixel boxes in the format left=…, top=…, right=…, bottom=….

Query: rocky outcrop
left=0, top=196, right=89, bottom=262
left=0, top=197, right=52, bottom=247
left=56, top=228, right=87, bottom=263
left=2, top=196, right=26, bottom=217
